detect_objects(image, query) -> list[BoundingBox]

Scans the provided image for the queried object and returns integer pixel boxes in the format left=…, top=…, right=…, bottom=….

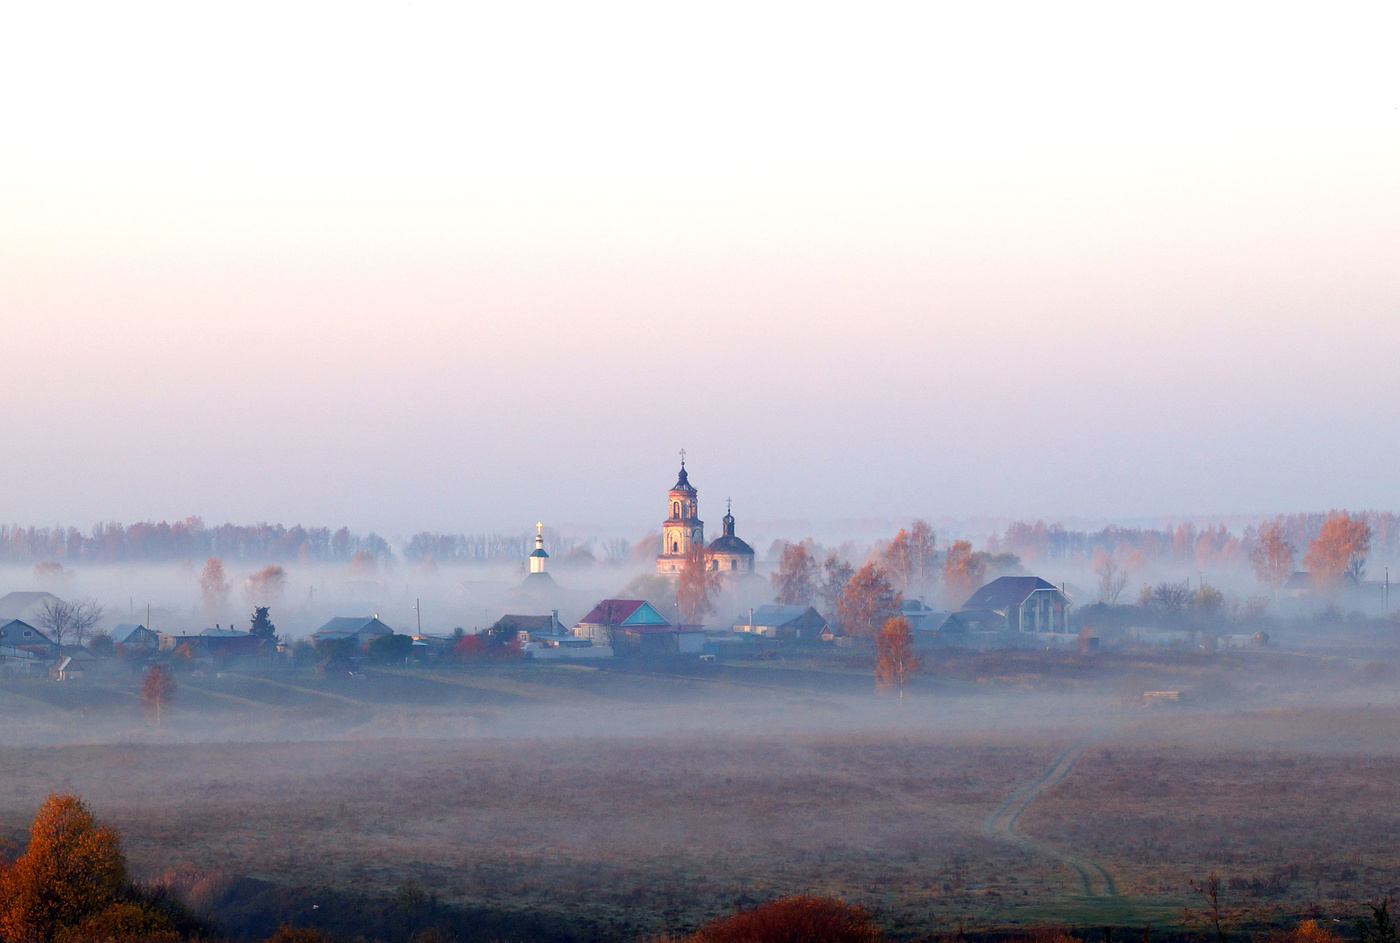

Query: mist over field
left=2, top=502, right=1399, bottom=943
left=4, top=2, right=1400, bottom=942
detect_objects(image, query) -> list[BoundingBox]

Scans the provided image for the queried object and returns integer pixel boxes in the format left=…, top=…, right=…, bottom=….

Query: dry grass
left=1018, top=708, right=1400, bottom=912
left=0, top=650, right=1397, bottom=936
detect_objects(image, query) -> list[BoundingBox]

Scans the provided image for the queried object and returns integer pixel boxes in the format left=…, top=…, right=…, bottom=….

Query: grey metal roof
left=961, top=576, right=1060, bottom=611
left=746, top=605, right=809, bottom=626
left=0, top=592, right=63, bottom=620
left=312, top=616, right=393, bottom=637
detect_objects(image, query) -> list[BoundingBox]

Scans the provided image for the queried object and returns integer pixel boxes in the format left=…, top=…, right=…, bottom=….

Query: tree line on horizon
left=987, top=510, right=1400, bottom=573
left=0, top=518, right=394, bottom=566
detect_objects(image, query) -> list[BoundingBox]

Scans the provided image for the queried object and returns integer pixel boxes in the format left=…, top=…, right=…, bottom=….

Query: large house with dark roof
left=960, top=576, right=1072, bottom=634
left=0, top=592, right=63, bottom=624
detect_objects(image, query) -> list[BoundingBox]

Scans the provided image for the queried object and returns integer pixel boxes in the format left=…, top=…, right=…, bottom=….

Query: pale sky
left=2, top=2, right=1398, bottom=536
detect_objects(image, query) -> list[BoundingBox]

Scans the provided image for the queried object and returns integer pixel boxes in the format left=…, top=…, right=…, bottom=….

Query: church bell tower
left=657, top=451, right=703, bottom=574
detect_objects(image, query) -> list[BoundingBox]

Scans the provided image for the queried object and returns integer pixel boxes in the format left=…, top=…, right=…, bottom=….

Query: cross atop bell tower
left=657, top=452, right=703, bottom=573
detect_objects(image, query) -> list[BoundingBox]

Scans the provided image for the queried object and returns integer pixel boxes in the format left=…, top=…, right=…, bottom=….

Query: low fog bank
left=4, top=642, right=1399, bottom=750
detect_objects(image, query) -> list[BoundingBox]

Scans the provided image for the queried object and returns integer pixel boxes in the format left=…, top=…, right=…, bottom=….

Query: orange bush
left=1271, top=919, right=1342, bottom=943
left=0, top=794, right=126, bottom=942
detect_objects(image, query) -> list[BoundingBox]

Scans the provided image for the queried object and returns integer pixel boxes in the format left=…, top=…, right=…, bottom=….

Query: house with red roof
left=573, top=599, right=704, bottom=656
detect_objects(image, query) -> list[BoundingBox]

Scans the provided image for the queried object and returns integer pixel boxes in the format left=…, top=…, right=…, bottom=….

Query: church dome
left=671, top=464, right=696, bottom=493
left=707, top=505, right=753, bottom=557
left=707, top=533, right=754, bottom=556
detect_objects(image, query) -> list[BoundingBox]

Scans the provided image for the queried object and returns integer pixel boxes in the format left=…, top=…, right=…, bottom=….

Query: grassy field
left=0, top=648, right=1398, bottom=939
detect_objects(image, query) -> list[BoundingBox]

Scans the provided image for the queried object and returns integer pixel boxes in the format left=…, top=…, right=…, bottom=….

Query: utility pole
left=414, top=598, right=422, bottom=638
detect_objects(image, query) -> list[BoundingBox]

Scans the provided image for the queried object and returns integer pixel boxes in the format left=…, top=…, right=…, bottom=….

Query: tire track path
left=983, top=737, right=1119, bottom=897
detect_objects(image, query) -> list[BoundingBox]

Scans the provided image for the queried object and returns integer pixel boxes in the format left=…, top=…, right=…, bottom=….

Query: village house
left=0, top=591, right=64, bottom=624
left=0, top=620, right=55, bottom=675
left=311, top=616, right=394, bottom=650
left=0, top=620, right=57, bottom=659
left=505, top=610, right=612, bottom=660
left=109, top=623, right=159, bottom=650
left=157, top=626, right=272, bottom=660
left=573, top=599, right=704, bottom=655
left=733, top=605, right=830, bottom=641
left=959, top=576, right=1073, bottom=635
left=900, top=598, right=950, bottom=633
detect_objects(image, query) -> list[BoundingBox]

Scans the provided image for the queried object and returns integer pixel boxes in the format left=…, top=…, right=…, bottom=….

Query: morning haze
left=1, top=5, right=1398, bottom=943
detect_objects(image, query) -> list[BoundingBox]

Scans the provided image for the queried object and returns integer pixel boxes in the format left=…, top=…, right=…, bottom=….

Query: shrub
left=691, top=895, right=882, bottom=943
left=0, top=794, right=126, bottom=942
left=265, top=926, right=333, bottom=943
left=368, top=633, right=413, bottom=664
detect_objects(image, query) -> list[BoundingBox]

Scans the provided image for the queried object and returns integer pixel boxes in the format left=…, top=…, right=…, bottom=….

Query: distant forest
left=988, top=511, right=1400, bottom=569
left=5, top=510, right=1399, bottom=570
left=0, top=518, right=575, bottom=565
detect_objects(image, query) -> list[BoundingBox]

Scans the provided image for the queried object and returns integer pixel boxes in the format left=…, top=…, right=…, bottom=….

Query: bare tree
left=36, top=598, right=103, bottom=652
left=601, top=537, right=631, bottom=565
left=1149, top=580, right=1192, bottom=617
left=1186, top=871, right=1252, bottom=943
left=1092, top=550, right=1128, bottom=604
left=69, top=601, right=103, bottom=649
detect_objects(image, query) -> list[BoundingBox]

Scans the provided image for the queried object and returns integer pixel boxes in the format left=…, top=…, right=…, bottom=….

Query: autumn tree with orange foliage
left=198, top=556, right=228, bottom=613
left=141, top=663, right=176, bottom=727
left=836, top=564, right=902, bottom=638
left=1303, top=510, right=1372, bottom=590
left=1251, top=522, right=1295, bottom=599
left=942, top=540, right=985, bottom=606
left=244, top=564, right=289, bottom=606
left=875, top=616, right=920, bottom=698
left=0, top=794, right=126, bottom=942
left=0, top=794, right=203, bottom=943
left=1274, top=919, right=1344, bottom=943
left=690, top=895, right=882, bottom=943
left=677, top=542, right=722, bottom=624
left=881, top=520, right=937, bottom=592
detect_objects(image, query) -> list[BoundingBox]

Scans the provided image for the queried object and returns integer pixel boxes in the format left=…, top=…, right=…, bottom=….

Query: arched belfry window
left=673, top=502, right=679, bottom=517
left=672, top=541, right=679, bottom=553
